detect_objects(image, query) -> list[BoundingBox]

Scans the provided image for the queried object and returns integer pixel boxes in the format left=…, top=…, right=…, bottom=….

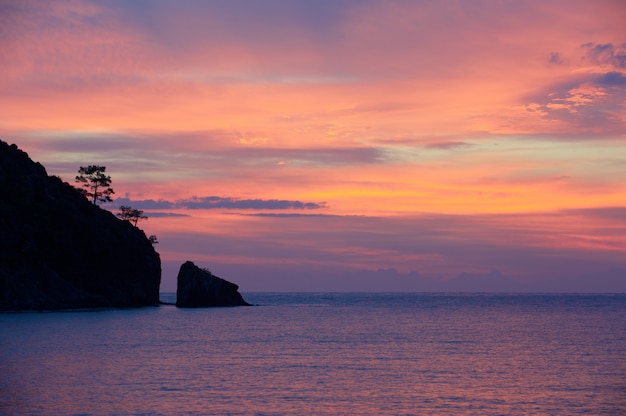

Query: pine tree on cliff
left=75, top=165, right=115, bottom=205
left=118, top=205, right=147, bottom=226
left=117, top=205, right=159, bottom=245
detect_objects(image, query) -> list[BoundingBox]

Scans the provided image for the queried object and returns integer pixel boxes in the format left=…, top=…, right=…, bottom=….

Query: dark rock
left=176, top=261, right=251, bottom=307
left=0, top=140, right=161, bottom=311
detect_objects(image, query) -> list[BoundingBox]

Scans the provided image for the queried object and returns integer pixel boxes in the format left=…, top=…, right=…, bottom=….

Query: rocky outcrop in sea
left=176, top=261, right=251, bottom=307
left=0, top=140, right=161, bottom=311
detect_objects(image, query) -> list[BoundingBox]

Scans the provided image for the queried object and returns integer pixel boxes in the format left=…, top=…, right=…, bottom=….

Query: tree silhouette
left=118, top=205, right=148, bottom=227
left=75, top=165, right=115, bottom=205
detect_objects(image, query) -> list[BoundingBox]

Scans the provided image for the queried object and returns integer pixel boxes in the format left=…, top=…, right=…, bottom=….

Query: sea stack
left=0, top=141, right=161, bottom=311
left=176, top=261, right=251, bottom=307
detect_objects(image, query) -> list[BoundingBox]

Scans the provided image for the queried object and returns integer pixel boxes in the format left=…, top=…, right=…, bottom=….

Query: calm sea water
left=1, top=293, right=625, bottom=415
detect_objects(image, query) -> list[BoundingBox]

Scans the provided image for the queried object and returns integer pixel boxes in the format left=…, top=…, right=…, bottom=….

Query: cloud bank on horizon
left=1, top=0, right=625, bottom=291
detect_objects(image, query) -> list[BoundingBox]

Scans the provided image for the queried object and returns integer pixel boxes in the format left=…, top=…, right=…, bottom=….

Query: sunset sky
left=2, top=0, right=625, bottom=292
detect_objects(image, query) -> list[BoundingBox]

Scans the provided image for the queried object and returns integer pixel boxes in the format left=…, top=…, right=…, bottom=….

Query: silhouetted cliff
left=176, top=261, right=251, bottom=307
left=0, top=141, right=161, bottom=310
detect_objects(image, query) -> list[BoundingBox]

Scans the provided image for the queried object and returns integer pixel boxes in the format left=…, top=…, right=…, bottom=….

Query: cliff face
left=176, top=261, right=251, bottom=307
left=0, top=141, right=161, bottom=310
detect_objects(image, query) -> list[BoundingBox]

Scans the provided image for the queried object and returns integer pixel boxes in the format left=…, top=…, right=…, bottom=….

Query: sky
left=1, top=0, right=625, bottom=292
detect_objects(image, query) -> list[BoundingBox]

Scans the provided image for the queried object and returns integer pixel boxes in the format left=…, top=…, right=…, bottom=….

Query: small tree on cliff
left=117, top=206, right=158, bottom=245
left=118, top=205, right=148, bottom=227
left=75, top=165, right=115, bottom=205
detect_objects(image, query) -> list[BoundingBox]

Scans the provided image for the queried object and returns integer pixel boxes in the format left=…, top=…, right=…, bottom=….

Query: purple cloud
left=596, top=72, right=626, bottom=86
left=581, top=42, right=626, bottom=69
left=549, top=52, right=564, bottom=65
left=108, top=196, right=326, bottom=211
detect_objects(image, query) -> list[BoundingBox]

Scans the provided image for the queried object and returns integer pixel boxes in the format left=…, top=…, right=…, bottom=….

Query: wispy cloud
left=423, top=141, right=471, bottom=150
left=108, top=196, right=326, bottom=211
left=139, top=212, right=189, bottom=218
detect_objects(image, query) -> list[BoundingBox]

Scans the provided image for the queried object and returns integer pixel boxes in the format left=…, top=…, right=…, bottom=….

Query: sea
left=1, top=293, right=625, bottom=415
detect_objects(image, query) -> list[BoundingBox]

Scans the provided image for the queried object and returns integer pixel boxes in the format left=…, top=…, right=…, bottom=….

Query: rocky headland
left=0, top=141, right=161, bottom=310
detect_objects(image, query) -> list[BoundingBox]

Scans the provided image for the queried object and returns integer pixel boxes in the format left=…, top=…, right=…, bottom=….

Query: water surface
left=1, top=293, right=625, bottom=415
